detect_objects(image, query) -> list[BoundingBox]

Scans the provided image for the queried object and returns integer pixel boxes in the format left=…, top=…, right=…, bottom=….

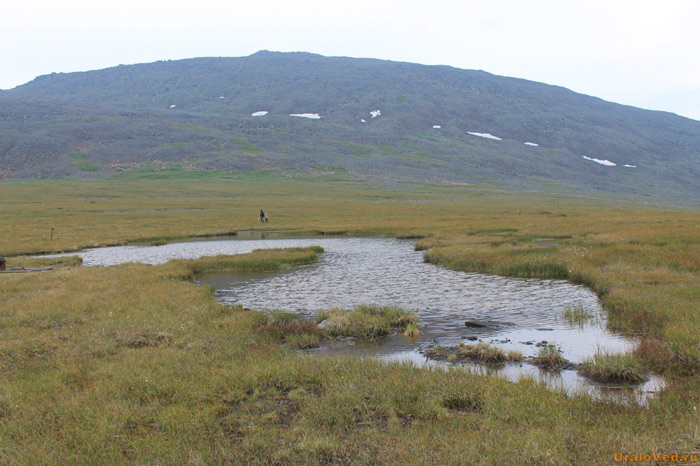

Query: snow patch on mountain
left=290, top=113, right=322, bottom=119
left=468, top=132, right=501, bottom=140
left=583, top=156, right=616, bottom=166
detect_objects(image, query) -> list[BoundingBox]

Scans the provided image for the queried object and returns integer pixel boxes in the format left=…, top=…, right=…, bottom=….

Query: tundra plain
left=1, top=172, right=699, bottom=464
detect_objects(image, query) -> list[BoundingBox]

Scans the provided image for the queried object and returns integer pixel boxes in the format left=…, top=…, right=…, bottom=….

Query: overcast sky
left=2, top=0, right=699, bottom=120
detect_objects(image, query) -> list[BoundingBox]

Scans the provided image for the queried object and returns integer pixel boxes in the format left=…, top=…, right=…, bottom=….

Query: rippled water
left=54, top=236, right=663, bottom=403
left=202, top=238, right=618, bottom=359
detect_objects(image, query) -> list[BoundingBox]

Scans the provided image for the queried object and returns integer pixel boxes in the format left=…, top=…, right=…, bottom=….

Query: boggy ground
left=1, top=174, right=699, bottom=464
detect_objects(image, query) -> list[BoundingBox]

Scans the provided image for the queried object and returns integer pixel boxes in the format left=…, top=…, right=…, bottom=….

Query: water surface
left=56, top=236, right=663, bottom=403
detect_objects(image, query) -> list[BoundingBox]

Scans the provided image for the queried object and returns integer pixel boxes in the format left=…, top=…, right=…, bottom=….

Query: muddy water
left=57, top=236, right=663, bottom=403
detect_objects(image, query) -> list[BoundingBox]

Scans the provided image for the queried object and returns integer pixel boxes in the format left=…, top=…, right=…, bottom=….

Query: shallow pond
left=57, top=236, right=663, bottom=403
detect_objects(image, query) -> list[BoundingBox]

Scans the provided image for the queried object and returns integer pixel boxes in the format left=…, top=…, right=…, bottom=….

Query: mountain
left=1, top=51, right=699, bottom=202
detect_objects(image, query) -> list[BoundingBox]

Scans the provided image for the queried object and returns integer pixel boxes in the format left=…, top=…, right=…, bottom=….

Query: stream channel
left=58, top=235, right=663, bottom=404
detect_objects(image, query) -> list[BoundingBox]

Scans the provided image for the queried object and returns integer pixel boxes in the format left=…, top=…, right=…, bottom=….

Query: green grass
left=579, top=352, right=648, bottom=384
left=179, top=246, right=323, bottom=275
left=374, top=145, right=404, bottom=156
left=469, top=229, right=519, bottom=236
left=461, top=342, right=509, bottom=363
left=258, top=306, right=422, bottom=349
left=178, top=123, right=212, bottom=135
left=562, top=304, right=595, bottom=325
left=1, top=176, right=700, bottom=463
left=531, top=344, right=567, bottom=369
left=111, top=162, right=240, bottom=181
left=424, top=248, right=569, bottom=279
left=229, top=137, right=263, bottom=156
left=426, top=343, right=523, bottom=365
left=337, top=140, right=372, bottom=157
left=397, top=142, right=434, bottom=157
left=69, top=152, right=101, bottom=172
left=255, top=311, right=325, bottom=349
left=316, top=305, right=417, bottom=339
left=403, top=323, right=420, bottom=337
left=6, top=255, right=83, bottom=268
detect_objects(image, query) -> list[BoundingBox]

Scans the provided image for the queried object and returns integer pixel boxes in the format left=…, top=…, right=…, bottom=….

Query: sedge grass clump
left=506, top=350, right=525, bottom=362
left=284, top=332, right=323, bottom=350
left=531, top=344, right=567, bottom=369
left=424, top=346, right=449, bottom=358
left=118, top=332, right=173, bottom=349
left=317, top=305, right=417, bottom=339
left=495, top=259, right=569, bottom=279
left=461, top=342, right=508, bottom=364
left=579, top=351, right=648, bottom=384
left=441, top=393, right=484, bottom=413
left=427, top=343, right=521, bottom=365
left=404, top=323, right=420, bottom=337
left=562, top=304, right=595, bottom=326
left=268, top=310, right=300, bottom=325
left=256, top=311, right=325, bottom=349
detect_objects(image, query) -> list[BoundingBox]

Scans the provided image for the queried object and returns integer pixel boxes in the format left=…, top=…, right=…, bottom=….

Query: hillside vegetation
left=1, top=51, right=699, bottom=202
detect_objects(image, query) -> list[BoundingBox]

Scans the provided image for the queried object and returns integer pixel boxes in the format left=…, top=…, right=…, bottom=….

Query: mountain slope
left=1, top=51, right=699, bottom=201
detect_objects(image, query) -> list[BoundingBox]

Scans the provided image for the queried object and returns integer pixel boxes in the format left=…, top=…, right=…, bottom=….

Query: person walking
left=260, top=209, right=265, bottom=223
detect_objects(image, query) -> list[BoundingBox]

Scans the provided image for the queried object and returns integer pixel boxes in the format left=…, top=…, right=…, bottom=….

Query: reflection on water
left=308, top=339, right=664, bottom=406
left=53, top=236, right=663, bottom=403
left=199, top=238, right=626, bottom=362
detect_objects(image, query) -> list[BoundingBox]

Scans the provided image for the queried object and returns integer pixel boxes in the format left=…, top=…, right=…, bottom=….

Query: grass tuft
left=531, top=344, right=567, bottom=369
left=442, top=393, right=484, bottom=413
left=118, top=332, right=173, bottom=348
left=506, top=350, right=525, bottom=362
left=562, top=304, right=595, bottom=325
left=69, top=152, right=101, bottom=172
left=579, top=351, right=648, bottom=384
left=316, top=305, right=417, bottom=339
left=256, top=311, right=325, bottom=349
left=426, top=343, right=523, bottom=365
left=460, top=342, right=508, bottom=363
left=404, top=323, right=420, bottom=337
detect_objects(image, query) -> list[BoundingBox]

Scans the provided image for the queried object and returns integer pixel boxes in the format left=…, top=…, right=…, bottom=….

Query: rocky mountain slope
left=1, top=51, right=699, bottom=201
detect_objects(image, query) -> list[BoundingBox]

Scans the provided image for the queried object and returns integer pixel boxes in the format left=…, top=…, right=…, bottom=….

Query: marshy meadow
left=1, top=174, right=699, bottom=464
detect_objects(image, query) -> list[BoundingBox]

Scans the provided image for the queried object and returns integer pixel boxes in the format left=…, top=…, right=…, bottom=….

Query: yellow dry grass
left=1, top=176, right=699, bottom=463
